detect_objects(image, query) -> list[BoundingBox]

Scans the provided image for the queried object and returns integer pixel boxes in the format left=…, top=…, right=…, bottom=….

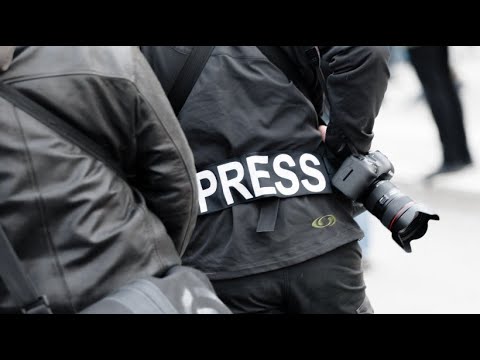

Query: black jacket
left=141, top=46, right=390, bottom=280
left=0, top=46, right=198, bottom=313
left=281, top=46, right=390, bottom=159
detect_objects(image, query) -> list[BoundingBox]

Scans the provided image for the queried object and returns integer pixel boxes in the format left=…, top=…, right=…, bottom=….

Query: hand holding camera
left=331, top=151, right=440, bottom=253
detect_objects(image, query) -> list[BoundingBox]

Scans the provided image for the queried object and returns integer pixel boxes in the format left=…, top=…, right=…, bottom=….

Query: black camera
left=331, top=151, right=439, bottom=253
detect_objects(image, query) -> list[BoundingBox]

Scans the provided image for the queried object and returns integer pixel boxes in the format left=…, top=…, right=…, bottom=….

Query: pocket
left=356, top=295, right=374, bottom=314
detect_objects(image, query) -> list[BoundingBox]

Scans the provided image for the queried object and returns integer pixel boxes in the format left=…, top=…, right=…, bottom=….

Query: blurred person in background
left=407, top=46, right=472, bottom=180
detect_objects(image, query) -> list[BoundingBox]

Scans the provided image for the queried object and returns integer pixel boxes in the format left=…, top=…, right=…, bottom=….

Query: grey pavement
left=361, top=47, right=480, bottom=313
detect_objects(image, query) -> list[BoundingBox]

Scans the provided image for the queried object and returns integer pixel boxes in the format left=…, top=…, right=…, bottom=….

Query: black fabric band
left=197, top=150, right=332, bottom=215
left=168, top=46, right=215, bottom=115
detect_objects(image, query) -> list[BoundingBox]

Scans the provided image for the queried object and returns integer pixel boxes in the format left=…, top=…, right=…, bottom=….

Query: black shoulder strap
left=168, top=46, right=215, bottom=114
left=0, top=83, right=127, bottom=180
left=0, top=225, right=52, bottom=314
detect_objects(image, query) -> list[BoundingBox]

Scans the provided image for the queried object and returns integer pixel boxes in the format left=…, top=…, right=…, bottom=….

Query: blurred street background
left=362, top=46, right=480, bottom=313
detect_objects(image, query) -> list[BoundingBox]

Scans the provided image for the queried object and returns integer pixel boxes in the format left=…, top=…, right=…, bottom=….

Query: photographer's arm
left=317, top=46, right=390, bottom=161
left=131, top=49, right=199, bottom=257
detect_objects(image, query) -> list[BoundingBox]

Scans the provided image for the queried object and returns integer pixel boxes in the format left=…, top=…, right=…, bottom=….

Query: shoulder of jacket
left=0, top=46, right=141, bottom=84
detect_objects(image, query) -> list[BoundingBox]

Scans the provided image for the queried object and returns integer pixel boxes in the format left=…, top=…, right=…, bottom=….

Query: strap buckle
left=22, top=295, right=53, bottom=314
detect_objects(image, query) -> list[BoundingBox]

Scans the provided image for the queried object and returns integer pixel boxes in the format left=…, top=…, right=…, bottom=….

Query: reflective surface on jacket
left=141, top=46, right=389, bottom=280
left=0, top=46, right=198, bottom=313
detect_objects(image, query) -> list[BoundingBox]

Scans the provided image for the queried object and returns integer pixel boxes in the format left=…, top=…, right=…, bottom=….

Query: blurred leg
left=408, top=46, right=471, bottom=166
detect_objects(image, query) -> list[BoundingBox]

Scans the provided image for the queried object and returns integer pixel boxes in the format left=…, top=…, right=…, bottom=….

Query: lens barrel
left=364, top=180, right=440, bottom=252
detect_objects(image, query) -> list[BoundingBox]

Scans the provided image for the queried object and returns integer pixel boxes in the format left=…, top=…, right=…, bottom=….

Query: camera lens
left=364, top=180, right=439, bottom=252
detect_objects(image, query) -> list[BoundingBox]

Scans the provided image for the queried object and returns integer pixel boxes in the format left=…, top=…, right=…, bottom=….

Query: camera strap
left=168, top=46, right=215, bottom=115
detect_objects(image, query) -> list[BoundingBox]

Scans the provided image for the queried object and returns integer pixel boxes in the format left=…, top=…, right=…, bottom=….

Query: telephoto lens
left=363, top=180, right=439, bottom=252
left=331, top=151, right=439, bottom=253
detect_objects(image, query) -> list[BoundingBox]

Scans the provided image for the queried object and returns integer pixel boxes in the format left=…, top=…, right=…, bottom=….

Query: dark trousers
left=408, top=46, right=471, bottom=165
left=211, top=241, right=373, bottom=314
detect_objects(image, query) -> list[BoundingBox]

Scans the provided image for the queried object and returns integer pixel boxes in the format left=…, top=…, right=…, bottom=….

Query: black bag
left=1, top=222, right=230, bottom=314
left=80, top=265, right=231, bottom=314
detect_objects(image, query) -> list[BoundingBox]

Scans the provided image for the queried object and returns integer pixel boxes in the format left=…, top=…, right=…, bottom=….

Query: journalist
left=141, top=46, right=390, bottom=313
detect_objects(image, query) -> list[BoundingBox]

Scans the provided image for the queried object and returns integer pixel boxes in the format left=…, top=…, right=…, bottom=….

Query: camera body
left=331, top=151, right=439, bottom=252
left=332, top=151, right=394, bottom=200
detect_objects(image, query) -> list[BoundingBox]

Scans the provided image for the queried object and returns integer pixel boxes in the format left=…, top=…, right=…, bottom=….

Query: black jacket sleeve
left=318, top=46, right=390, bottom=161
left=131, top=49, right=198, bottom=256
